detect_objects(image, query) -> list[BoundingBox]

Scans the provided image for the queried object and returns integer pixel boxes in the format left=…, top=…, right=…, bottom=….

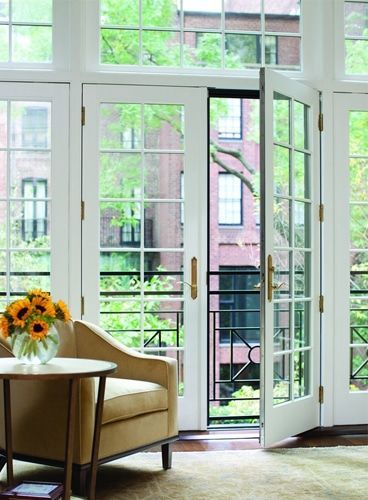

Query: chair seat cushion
left=96, top=377, right=168, bottom=424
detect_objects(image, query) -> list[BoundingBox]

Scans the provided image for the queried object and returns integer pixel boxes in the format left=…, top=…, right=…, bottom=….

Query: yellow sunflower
left=7, top=298, right=32, bottom=328
left=29, top=319, right=49, bottom=340
left=0, top=315, right=9, bottom=339
left=31, top=296, right=56, bottom=317
left=55, top=300, right=71, bottom=321
left=27, top=289, right=51, bottom=300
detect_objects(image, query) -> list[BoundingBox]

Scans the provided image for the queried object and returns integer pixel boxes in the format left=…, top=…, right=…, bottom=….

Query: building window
left=99, top=0, right=301, bottom=70
left=22, top=106, right=48, bottom=148
left=218, top=173, right=242, bottom=225
left=22, top=178, right=47, bottom=241
left=219, top=266, right=260, bottom=344
left=120, top=201, right=141, bottom=247
left=218, top=99, right=242, bottom=140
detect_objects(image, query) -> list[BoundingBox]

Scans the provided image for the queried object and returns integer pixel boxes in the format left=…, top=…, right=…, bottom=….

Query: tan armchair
left=0, top=320, right=178, bottom=495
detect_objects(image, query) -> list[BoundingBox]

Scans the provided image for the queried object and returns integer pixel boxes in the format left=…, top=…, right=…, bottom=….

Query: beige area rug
left=0, top=446, right=367, bottom=499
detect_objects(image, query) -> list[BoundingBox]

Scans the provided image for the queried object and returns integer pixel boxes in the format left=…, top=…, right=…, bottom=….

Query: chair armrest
left=74, top=320, right=177, bottom=390
left=0, top=337, right=13, bottom=357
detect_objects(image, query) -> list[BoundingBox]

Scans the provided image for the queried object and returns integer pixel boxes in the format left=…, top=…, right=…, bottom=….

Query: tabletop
left=0, top=358, right=117, bottom=380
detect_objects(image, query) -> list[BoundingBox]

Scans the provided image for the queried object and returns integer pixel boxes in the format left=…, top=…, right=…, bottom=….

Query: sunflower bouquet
left=0, top=289, right=71, bottom=364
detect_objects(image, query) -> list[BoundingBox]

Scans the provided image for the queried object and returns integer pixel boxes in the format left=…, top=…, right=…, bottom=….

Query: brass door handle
left=267, top=254, right=275, bottom=302
left=181, top=257, right=198, bottom=300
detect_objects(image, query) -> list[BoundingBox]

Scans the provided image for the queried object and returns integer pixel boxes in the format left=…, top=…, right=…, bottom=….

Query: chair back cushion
left=56, top=320, right=77, bottom=357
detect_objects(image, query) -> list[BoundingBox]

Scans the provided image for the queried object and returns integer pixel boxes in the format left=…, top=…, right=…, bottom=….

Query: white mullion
left=140, top=101, right=145, bottom=352
left=290, top=96, right=296, bottom=401
left=221, top=0, right=224, bottom=69
left=8, top=0, right=12, bottom=63
left=261, top=0, right=265, bottom=66
left=6, top=99, right=10, bottom=302
left=139, top=0, right=143, bottom=66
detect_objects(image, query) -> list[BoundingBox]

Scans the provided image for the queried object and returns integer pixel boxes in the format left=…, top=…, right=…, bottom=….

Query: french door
left=334, top=94, right=368, bottom=424
left=260, top=69, right=320, bottom=446
left=82, top=85, right=207, bottom=430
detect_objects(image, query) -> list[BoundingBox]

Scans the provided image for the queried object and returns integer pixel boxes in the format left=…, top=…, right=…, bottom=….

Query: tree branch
left=211, top=150, right=255, bottom=194
left=210, top=139, right=255, bottom=175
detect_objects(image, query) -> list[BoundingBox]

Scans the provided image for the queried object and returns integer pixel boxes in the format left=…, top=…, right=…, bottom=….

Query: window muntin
left=218, top=172, right=242, bottom=225
left=99, top=0, right=301, bottom=71
left=0, top=0, right=53, bottom=64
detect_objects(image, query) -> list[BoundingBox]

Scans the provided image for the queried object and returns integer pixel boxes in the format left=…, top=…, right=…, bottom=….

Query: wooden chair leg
left=161, top=443, right=172, bottom=470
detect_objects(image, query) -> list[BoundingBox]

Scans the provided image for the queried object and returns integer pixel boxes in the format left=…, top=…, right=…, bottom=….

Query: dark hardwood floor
left=170, top=426, right=368, bottom=451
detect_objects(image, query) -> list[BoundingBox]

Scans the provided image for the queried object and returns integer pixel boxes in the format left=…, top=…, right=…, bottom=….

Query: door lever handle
left=267, top=254, right=275, bottom=302
left=180, top=257, right=198, bottom=300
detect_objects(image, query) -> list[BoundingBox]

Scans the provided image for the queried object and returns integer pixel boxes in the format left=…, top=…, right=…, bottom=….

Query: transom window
left=99, top=0, right=301, bottom=70
left=218, top=172, right=242, bottom=225
left=0, top=0, right=53, bottom=64
left=344, top=0, right=368, bottom=75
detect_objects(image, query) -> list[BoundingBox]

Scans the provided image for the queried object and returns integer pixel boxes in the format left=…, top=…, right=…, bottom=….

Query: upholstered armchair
left=0, top=320, right=178, bottom=495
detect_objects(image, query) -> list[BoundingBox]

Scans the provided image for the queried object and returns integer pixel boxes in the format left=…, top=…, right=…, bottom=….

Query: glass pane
left=144, top=300, right=184, bottom=348
left=142, top=31, right=180, bottom=66
left=100, top=0, right=139, bottom=26
left=349, top=111, right=368, bottom=155
left=273, top=93, right=290, bottom=144
left=100, top=201, right=142, bottom=248
left=273, top=353, right=291, bottom=405
left=273, top=197, right=290, bottom=246
left=345, top=2, right=368, bottom=36
left=0, top=1, right=8, bottom=20
left=225, top=34, right=259, bottom=68
left=142, top=0, right=178, bottom=27
left=295, top=251, right=311, bottom=297
left=276, top=36, right=301, bottom=68
left=350, top=251, right=368, bottom=292
left=183, top=32, right=221, bottom=68
left=225, top=0, right=261, bottom=31
left=295, top=151, right=311, bottom=199
left=10, top=152, right=51, bottom=198
left=143, top=251, right=183, bottom=299
left=100, top=153, right=141, bottom=198
left=10, top=250, right=50, bottom=293
left=274, top=145, right=290, bottom=196
left=274, top=251, right=290, bottom=298
left=265, top=0, right=300, bottom=32
left=12, top=0, right=52, bottom=23
left=183, top=0, right=221, bottom=29
left=10, top=201, right=50, bottom=248
left=293, top=350, right=310, bottom=398
left=144, top=104, right=184, bottom=150
left=294, top=101, right=309, bottom=150
left=100, top=103, right=141, bottom=150
left=350, top=346, right=368, bottom=391
left=350, top=204, right=368, bottom=249
left=294, top=201, right=311, bottom=248
left=0, top=152, right=6, bottom=198
left=100, top=29, right=139, bottom=65
left=0, top=26, right=8, bottom=62
left=0, top=202, right=6, bottom=246
left=274, top=301, right=291, bottom=351
left=100, top=251, right=140, bottom=298
left=144, top=202, right=183, bottom=248
left=350, top=299, right=368, bottom=344
left=100, top=298, right=141, bottom=347
left=350, top=158, right=368, bottom=202
left=346, top=39, right=368, bottom=74
left=295, top=301, right=311, bottom=348
left=10, top=102, right=51, bottom=149
left=12, top=26, right=52, bottom=63
left=144, top=153, right=184, bottom=199
left=0, top=101, right=6, bottom=148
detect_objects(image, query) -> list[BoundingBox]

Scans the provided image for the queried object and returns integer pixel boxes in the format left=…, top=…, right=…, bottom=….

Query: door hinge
left=81, top=200, right=85, bottom=220
left=318, top=385, right=324, bottom=404
left=319, top=203, right=324, bottom=222
left=318, top=113, right=323, bottom=132
left=319, top=295, right=324, bottom=313
left=81, top=296, right=85, bottom=315
left=81, top=106, right=86, bottom=126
